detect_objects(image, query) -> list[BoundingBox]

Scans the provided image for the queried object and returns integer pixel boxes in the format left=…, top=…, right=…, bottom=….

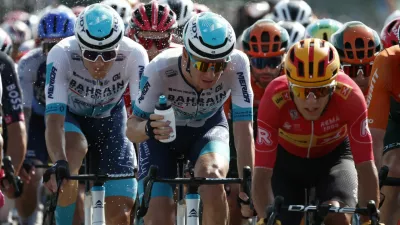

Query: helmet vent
left=252, top=44, right=258, bottom=52
left=261, top=32, right=270, bottom=42
left=318, top=61, right=324, bottom=76
left=251, top=36, right=257, bottom=42
left=355, top=38, right=364, bottom=49
left=328, top=47, right=334, bottom=61
left=293, top=32, right=299, bottom=44
left=262, top=45, right=269, bottom=53
left=323, top=32, right=328, bottom=41
left=289, top=48, right=295, bottom=62
left=357, top=50, right=364, bottom=59
left=272, top=43, right=279, bottom=52
left=309, top=62, right=313, bottom=75
left=299, top=39, right=304, bottom=47
left=298, top=61, right=304, bottom=77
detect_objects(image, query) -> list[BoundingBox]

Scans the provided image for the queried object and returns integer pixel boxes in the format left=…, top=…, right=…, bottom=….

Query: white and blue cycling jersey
left=18, top=48, right=47, bottom=116
left=133, top=47, right=254, bottom=127
left=45, top=36, right=148, bottom=118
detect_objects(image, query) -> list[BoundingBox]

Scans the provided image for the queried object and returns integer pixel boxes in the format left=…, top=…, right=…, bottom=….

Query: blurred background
left=0, top=0, right=397, bottom=33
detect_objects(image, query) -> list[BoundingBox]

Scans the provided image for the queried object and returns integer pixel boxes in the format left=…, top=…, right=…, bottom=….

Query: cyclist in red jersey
left=330, top=21, right=382, bottom=95
left=124, top=0, right=179, bottom=116
left=223, top=19, right=289, bottom=225
left=253, top=38, right=378, bottom=225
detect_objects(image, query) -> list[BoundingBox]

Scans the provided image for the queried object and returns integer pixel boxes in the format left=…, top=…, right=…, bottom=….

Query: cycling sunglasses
left=188, top=53, right=230, bottom=73
left=250, top=56, right=283, bottom=70
left=341, top=62, right=373, bottom=78
left=42, top=42, right=58, bottom=54
left=136, top=35, right=171, bottom=50
left=290, top=82, right=336, bottom=100
left=81, top=49, right=117, bottom=62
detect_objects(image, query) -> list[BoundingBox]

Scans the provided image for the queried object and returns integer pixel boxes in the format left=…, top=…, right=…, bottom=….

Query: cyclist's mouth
left=305, top=107, right=319, bottom=114
left=202, top=79, right=213, bottom=84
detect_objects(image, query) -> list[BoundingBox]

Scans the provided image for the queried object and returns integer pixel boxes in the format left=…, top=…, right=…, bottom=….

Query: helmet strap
left=183, top=48, right=192, bottom=77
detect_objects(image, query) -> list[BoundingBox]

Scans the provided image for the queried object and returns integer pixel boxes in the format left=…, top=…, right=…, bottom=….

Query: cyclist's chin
left=298, top=107, right=323, bottom=121
left=89, top=69, right=109, bottom=79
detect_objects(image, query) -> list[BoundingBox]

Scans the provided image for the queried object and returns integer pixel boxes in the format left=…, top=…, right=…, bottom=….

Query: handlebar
left=1, top=156, right=23, bottom=198
left=136, top=165, right=253, bottom=218
left=266, top=196, right=380, bottom=225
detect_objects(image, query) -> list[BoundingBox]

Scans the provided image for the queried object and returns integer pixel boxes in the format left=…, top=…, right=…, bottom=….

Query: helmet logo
left=99, top=42, right=102, bottom=45
left=79, top=16, right=85, bottom=32
left=192, top=21, right=198, bottom=39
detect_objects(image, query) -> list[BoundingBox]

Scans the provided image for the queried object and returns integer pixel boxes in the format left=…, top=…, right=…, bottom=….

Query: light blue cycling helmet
left=38, top=9, right=76, bottom=39
left=74, top=3, right=124, bottom=51
left=183, top=12, right=236, bottom=60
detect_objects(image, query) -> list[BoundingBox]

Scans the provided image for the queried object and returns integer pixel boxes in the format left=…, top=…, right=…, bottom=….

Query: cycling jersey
left=0, top=51, right=24, bottom=125
left=133, top=47, right=254, bottom=127
left=367, top=45, right=400, bottom=130
left=255, top=73, right=373, bottom=169
left=18, top=48, right=46, bottom=115
left=45, top=36, right=148, bottom=118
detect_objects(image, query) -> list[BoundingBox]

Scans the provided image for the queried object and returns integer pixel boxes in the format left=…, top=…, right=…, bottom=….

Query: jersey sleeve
left=343, top=80, right=374, bottom=164
left=0, top=53, right=24, bottom=124
left=18, top=54, right=34, bottom=108
left=127, top=45, right=149, bottom=112
left=255, top=80, right=281, bottom=169
left=45, top=45, right=69, bottom=116
left=229, top=51, right=253, bottom=122
left=133, top=60, right=163, bottom=119
left=366, top=51, right=391, bottom=130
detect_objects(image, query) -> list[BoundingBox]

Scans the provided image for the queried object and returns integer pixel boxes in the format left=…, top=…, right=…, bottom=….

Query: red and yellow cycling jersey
left=255, top=73, right=373, bottom=169
left=367, top=45, right=400, bottom=130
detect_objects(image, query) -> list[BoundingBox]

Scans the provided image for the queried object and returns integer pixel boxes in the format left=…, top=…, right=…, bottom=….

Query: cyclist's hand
left=43, top=160, right=70, bottom=193
left=0, top=179, right=15, bottom=198
left=19, top=159, right=36, bottom=184
left=147, top=114, right=173, bottom=140
left=238, top=191, right=255, bottom=218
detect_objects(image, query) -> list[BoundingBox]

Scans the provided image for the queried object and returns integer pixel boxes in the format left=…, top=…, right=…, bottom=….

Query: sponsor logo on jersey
left=138, top=65, right=145, bottom=79
left=71, top=53, right=81, bottom=61
left=215, top=83, right=223, bottom=92
left=69, top=79, right=125, bottom=99
left=6, top=83, right=23, bottom=111
left=257, top=127, right=273, bottom=146
left=366, top=70, right=379, bottom=108
left=272, top=90, right=290, bottom=108
left=72, top=71, right=97, bottom=85
left=168, top=91, right=227, bottom=107
left=360, top=118, right=371, bottom=137
left=47, top=64, right=57, bottom=99
left=320, top=115, right=340, bottom=132
left=116, top=54, right=126, bottom=61
left=334, top=82, right=352, bottom=100
left=165, top=69, right=177, bottom=77
left=138, top=81, right=151, bottom=104
left=315, top=125, right=347, bottom=145
left=289, top=109, right=299, bottom=120
left=237, top=72, right=251, bottom=103
left=283, top=122, right=292, bottom=130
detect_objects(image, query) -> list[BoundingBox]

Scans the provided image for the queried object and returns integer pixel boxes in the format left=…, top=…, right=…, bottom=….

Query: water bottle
left=154, top=95, right=176, bottom=143
left=186, top=193, right=201, bottom=225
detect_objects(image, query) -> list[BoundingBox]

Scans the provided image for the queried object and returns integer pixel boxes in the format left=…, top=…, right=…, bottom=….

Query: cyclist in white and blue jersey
left=18, top=9, right=76, bottom=225
left=42, top=4, right=148, bottom=225
left=127, top=12, right=255, bottom=225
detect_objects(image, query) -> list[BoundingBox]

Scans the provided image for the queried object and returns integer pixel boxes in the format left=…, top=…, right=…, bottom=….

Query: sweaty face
left=293, top=92, right=331, bottom=121
left=187, top=54, right=226, bottom=91
left=251, top=66, right=281, bottom=88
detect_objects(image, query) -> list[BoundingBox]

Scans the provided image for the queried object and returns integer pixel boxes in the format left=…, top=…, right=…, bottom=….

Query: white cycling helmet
left=102, top=0, right=132, bottom=25
left=158, top=0, right=194, bottom=27
left=277, top=21, right=305, bottom=46
left=75, top=3, right=124, bottom=51
left=273, top=0, right=312, bottom=26
left=183, top=12, right=235, bottom=60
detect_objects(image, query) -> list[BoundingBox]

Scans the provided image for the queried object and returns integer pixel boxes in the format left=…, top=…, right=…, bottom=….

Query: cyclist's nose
left=305, top=92, right=318, bottom=103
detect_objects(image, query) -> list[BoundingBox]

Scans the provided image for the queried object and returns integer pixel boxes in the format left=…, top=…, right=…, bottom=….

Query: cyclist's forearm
left=233, top=121, right=255, bottom=177
left=6, top=122, right=27, bottom=174
left=371, top=128, right=385, bottom=169
left=356, top=160, right=380, bottom=207
left=45, top=115, right=67, bottom=161
left=126, top=116, right=148, bottom=143
left=253, top=168, right=274, bottom=218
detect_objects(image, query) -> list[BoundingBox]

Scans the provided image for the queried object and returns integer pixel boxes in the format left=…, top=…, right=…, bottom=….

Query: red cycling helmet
left=129, top=0, right=178, bottom=33
left=380, top=17, right=400, bottom=48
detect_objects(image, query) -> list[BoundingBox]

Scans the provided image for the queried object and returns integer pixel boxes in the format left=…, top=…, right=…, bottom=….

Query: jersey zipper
left=194, top=91, right=202, bottom=120
left=307, top=121, right=314, bottom=158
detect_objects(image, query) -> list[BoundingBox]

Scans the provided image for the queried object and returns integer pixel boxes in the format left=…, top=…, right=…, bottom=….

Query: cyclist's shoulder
left=146, top=47, right=182, bottom=75
left=48, top=37, right=79, bottom=60
left=264, top=76, right=291, bottom=108
left=18, top=48, right=45, bottom=70
left=119, top=37, right=147, bottom=56
left=225, top=49, right=249, bottom=71
left=0, top=51, right=14, bottom=69
left=333, top=73, right=365, bottom=105
left=375, top=45, right=400, bottom=66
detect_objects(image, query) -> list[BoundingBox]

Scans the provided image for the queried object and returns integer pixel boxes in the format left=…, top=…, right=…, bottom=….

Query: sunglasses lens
left=101, top=50, right=117, bottom=61
left=291, top=86, right=332, bottom=99
left=341, top=64, right=373, bottom=78
left=83, top=50, right=99, bottom=61
left=251, top=57, right=282, bottom=69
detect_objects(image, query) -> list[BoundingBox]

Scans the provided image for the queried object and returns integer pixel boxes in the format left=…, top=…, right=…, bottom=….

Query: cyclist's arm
left=127, top=45, right=149, bottom=117
left=44, top=46, right=69, bottom=161
left=17, top=55, right=34, bottom=129
left=230, top=51, right=254, bottom=177
left=367, top=53, right=391, bottom=169
left=346, top=81, right=379, bottom=207
left=252, top=80, right=280, bottom=217
left=2, top=55, right=26, bottom=174
left=127, top=61, right=162, bottom=143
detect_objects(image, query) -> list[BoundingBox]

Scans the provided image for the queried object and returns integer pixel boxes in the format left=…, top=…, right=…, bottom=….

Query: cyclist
left=42, top=4, right=148, bottom=225
left=157, top=0, right=195, bottom=44
left=305, top=18, right=343, bottom=41
left=17, top=9, right=76, bottom=225
left=368, top=23, right=400, bottom=225
left=224, top=18, right=289, bottom=225
left=380, top=17, right=400, bottom=48
left=127, top=12, right=254, bottom=225
left=1, top=21, right=32, bottom=62
left=124, top=0, right=178, bottom=116
left=331, top=21, right=382, bottom=95
left=277, top=21, right=306, bottom=47
left=0, top=29, right=26, bottom=223
left=253, top=38, right=379, bottom=225
left=102, top=0, right=132, bottom=28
